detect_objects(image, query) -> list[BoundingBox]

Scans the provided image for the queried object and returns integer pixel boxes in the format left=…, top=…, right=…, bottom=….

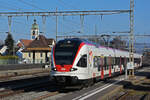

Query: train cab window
left=77, top=54, right=87, bottom=68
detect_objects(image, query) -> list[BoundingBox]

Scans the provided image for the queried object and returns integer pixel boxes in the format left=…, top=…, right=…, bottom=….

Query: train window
left=115, top=58, right=117, bottom=65
left=94, top=57, right=98, bottom=68
left=115, top=57, right=120, bottom=65
left=94, top=56, right=101, bottom=71
left=121, top=58, right=124, bottom=65
left=94, top=56, right=101, bottom=67
left=77, top=54, right=87, bottom=68
left=111, top=57, right=115, bottom=65
left=107, top=65, right=109, bottom=70
left=98, top=57, right=101, bottom=71
left=104, top=65, right=107, bottom=70
left=112, top=65, right=114, bottom=69
left=104, top=57, right=107, bottom=66
left=113, top=57, right=116, bottom=65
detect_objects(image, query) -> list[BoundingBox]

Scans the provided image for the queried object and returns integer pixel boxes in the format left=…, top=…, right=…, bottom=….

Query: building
left=16, top=39, right=33, bottom=58
left=31, top=19, right=39, bottom=40
left=22, top=35, right=55, bottom=64
left=0, top=40, right=7, bottom=55
left=0, top=45, right=7, bottom=55
left=16, top=19, right=55, bottom=64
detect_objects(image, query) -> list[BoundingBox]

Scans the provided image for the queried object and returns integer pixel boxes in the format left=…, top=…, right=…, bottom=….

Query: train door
left=87, top=48, right=93, bottom=78
left=120, top=56, right=122, bottom=74
left=100, top=56, right=104, bottom=79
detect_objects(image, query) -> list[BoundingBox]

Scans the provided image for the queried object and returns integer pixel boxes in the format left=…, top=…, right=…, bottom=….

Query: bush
left=0, top=56, right=18, bottom=59
left=0, top=56, right=18, bottom=64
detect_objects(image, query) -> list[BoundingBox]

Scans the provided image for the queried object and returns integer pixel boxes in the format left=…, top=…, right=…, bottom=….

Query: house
left=0, top=45, right=7, bottom=55
left=16, top=19, right=39, bottom=58
left=0, top=40, right=7, bottom=55
left=16, top=19, right=55, bottom=64
left=22, top=35, right=55, bottom=64
left=16, top=39, right=33, bottom=58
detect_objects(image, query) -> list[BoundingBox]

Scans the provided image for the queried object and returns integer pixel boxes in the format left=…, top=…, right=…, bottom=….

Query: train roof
left=58, top=38, right=142, bottom=56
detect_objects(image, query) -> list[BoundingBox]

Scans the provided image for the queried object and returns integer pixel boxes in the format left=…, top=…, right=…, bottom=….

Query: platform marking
left=73, top=78, right=124, bottom=100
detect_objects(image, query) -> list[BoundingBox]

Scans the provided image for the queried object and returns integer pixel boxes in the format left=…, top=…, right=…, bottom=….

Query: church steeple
left=31, top=19, right=39, bottom=40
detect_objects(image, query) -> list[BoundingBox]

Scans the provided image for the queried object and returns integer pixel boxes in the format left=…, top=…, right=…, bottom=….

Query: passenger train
left=50, top=38, right=142, bottom=86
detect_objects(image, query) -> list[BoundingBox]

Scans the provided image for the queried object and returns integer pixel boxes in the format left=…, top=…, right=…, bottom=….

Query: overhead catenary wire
left=17, top=0, right=48, bottom=11
left=57, top=0, right=80, bottom=10
left=0, top=0, right=24, bottom=11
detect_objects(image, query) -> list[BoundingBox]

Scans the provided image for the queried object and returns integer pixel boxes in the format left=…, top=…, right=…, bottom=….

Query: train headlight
left=51, top=68, right=57, bottom=71
left=70, top=68, right=78, bottom=71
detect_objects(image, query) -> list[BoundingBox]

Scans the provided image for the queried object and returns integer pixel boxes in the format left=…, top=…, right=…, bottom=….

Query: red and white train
left=50, top=38, right=142, bottom=86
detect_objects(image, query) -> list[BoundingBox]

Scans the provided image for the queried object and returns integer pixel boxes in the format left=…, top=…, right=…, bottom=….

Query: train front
left=50, top=39, right=87, bottom=86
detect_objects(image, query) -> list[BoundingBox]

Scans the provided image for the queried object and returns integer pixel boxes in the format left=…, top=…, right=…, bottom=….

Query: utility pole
left=8, top=16, right=12, bottom=34
left=129, top=0, right=134, bottom=77
left=56, top=8, right=58, bottom=42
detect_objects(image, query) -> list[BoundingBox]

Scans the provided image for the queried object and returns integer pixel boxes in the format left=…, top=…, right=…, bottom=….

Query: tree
left=5, top=33, right=14, bottom=55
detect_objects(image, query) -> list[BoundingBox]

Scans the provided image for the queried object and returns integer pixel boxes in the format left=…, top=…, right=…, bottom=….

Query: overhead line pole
left=56, top=8, right=58, bottom=42
left=129, top=0, right=134, bottom=77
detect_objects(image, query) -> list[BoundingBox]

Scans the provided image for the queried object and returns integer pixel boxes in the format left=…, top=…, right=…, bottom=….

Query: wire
left=0, top=0, right=23, bottom=11
left=17, top=0, right=48, bottom=11
left=0, top=4, right=20, bottom=11
left=57, top=0, right=80, bottom=10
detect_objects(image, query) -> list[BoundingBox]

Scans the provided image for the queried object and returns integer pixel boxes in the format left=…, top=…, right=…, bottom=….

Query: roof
left=17, top=39, right=33, bottom=48
left=23, top=35, right=55, bottom=51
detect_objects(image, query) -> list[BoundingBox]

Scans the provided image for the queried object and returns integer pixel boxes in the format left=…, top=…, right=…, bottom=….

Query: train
left=50, top=38, right=142, bottom=86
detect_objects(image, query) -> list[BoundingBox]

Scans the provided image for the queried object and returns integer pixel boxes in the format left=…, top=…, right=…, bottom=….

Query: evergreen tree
left=5, top=33, right=14, bottom=55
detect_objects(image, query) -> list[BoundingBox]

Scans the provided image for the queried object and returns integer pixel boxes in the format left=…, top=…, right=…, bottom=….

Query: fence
left=0, top=59, right=51, bottom=65
left=0, top=59, right=18, bottom=65
left=21, top=59, right=50, bottom=64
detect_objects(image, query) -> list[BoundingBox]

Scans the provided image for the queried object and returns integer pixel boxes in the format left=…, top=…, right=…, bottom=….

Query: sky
left=0, top=0, right=149, bottom=51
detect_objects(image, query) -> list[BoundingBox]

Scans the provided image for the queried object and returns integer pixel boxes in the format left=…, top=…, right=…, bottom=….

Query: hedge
left=0, top=56, right=18, bottom=59
left=0, top=56, right=19, bottom=64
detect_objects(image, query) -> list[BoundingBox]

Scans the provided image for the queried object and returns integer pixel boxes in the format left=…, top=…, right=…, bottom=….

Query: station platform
left=0, top=67, right=50, bottom=79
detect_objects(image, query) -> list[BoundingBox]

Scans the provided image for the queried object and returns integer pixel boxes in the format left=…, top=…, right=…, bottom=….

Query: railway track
left=33, top=91, right=59, bottom=100
left=0, top=80, right=53, bottom=99
left=0, top=73, right=57, bottom=99
left=117, top=91, right=129, bottom=100
left=0, top=67, right=148, bottom=100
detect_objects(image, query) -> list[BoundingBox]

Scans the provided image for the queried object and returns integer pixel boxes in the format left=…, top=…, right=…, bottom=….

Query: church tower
left=31, top=19, right=39, bottom=40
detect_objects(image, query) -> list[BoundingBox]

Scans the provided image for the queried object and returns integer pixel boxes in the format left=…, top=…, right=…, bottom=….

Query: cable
left=0, top=4, right=20, bottom=11
left=0, top=0, right=24, bottom=11
left=57, top=0, right=80, bottom=10
left=17, top=0, right=48, bottom=11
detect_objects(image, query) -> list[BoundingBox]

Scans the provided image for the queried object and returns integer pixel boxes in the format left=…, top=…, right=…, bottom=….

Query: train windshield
left=54, top=39, right=81, bottom=65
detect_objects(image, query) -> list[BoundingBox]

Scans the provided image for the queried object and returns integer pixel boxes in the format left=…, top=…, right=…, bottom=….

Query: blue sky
left=0, top=0, right=149, bottom=49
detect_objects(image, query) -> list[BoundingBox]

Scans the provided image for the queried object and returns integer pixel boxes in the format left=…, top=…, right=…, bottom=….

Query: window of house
left=29, top=52, right=31, bottom=57
left=40, top=52, right=43, bottom=57
left=33, top=31, right=35, bottom=35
